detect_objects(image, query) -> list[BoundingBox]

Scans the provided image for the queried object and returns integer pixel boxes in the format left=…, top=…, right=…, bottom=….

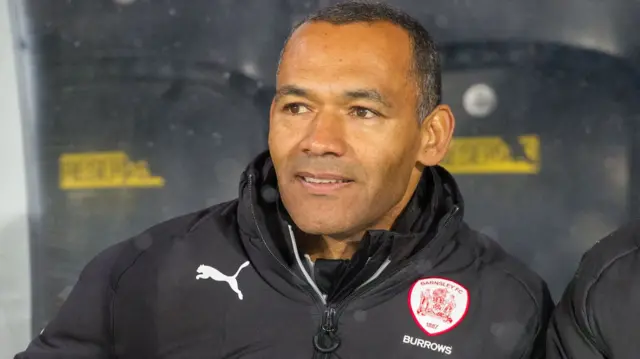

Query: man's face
left=269, top=21, right=451, bottom=238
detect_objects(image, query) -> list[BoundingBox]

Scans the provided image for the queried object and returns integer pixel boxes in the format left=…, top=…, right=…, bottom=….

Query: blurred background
left=2, top=0, right=640, bottom=356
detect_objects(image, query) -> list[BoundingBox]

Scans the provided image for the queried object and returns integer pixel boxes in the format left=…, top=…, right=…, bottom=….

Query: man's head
left=268, top=2, right=455, bottom=239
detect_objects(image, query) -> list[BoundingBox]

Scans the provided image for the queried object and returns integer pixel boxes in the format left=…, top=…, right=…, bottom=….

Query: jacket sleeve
left=14, top=243, right=126, bottom=359
left=522, top=283, right=554, bottom=359
left=546, top=280, right=606, bottom=359
left=547, top=277, right=606, bottom=359
left=546, top=222, right=640, bottom=359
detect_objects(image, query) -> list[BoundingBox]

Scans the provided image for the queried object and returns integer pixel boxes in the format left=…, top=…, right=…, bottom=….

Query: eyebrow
left=344, top=89, right=392, bottom=108
left=274, top=85, right=308, bottom=101
left=275, top=85, right=391, bottom=108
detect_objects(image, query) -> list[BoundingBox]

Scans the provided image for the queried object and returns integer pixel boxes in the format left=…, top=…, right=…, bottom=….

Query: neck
left=298, top=168, right=424, bottom=261
left=300, top=192, right=412, bottom=261
left=304, top=234, right=363, bottom=261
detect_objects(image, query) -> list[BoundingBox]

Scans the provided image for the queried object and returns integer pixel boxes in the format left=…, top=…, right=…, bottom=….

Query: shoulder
left=459, top=225, right=551, bottom=310
left=570, top=220, right=640, bottom=291
left=556, top=220, right=640, bottom=342
left=82, top=200, right=241, bottom=289
left=449, top=225, right=553, bottom=355
left=562, top=220, right=640, bottom=308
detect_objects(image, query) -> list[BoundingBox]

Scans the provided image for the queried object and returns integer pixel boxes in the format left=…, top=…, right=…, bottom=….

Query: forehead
left=278, top=21, right=413, bottom=89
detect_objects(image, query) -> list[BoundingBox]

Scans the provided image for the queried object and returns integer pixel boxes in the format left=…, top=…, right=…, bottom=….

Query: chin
left=291, top=215, right=353, bottom=237
left=281, top=190, right=360, bottom=236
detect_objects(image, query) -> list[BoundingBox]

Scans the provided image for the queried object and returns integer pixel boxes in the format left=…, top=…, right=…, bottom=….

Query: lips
left=295, top=172, right=354, bottom=194
left=296, top=171, right=353, bottom=183
left=301, top=177, right=350, bottom=184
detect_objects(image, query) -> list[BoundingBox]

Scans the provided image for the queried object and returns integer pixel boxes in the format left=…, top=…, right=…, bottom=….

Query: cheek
left=268, top=118, right=300, bottom=156
left=366, top=158, right=413, bottom=191
left=354, top=136, right=419, bottom=192
left=352, top=126, right=419, bottom=170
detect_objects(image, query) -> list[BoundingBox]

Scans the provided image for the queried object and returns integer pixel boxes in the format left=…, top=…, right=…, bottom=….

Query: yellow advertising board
left=59, top=151, right=165, bottom=190
left=58, top=135, right=537, bottom=190
left=441, top=135, right=540, bottom=174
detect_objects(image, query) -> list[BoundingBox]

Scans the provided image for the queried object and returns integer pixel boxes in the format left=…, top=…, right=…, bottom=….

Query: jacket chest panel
left=113, top=260, right=318, bottom=358
left=332, top=280, right=536, bottom=359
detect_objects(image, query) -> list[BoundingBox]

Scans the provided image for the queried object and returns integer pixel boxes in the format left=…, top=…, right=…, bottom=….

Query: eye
left=283, top=103, right=310, bottom=115
left=350, top=106, right=378, bottom=119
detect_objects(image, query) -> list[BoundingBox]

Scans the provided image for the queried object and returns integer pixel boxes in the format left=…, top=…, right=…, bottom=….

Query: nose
left=299, top=112, right=348, bottom=157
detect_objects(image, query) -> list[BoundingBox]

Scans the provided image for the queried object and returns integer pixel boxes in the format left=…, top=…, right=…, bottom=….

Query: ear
left=417, top=104, right=455, bottom=167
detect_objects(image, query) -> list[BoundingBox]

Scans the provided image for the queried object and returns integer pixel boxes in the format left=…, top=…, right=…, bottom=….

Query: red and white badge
left=408, top=277, right=469, bottom=336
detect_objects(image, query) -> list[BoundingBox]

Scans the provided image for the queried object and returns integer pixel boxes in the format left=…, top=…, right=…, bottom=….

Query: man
left=16, top=2, right=552, bottom=358
left=547, top=221, right=640, bottom=358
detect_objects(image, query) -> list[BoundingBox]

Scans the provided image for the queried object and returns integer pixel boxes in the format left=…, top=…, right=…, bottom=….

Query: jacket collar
left=236, top=150, right=464, bottom=265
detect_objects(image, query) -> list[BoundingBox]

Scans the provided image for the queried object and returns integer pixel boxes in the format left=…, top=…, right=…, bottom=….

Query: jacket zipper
left=285, top=224, right=346, bottom=359
left=312, top=305, right=340, bottom=359
left=306, top=202, right=455, bottom=359
left=247, top=175, right=327, bottom=359
left=312, top=205, right=460, bottom=359
left=248, top=173, right=459, bottom=358
left=332, top=205, right=460, bottom=319
left=247, top=174, right=324, bottom=309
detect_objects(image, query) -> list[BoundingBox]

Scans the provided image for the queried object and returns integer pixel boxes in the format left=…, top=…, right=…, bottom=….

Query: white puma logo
left=196, top=261, right=250, bottom=300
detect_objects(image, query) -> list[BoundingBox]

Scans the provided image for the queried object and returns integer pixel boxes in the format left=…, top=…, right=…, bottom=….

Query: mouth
left=295, top=172, right=354, bottom=194
left=300, top=176, right=352, bottom=184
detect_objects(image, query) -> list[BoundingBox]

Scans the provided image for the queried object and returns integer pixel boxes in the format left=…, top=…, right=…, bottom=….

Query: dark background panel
left=34, top=68, right=272, bottom=330
left=11, top=0, right=640, bottom=331
left=440, top=45, right=636, bottom=296
left=19, top=0, right=292, bottom=82
left=314, top=0, right=640, bottom=58
left=14, top=0, right=289, bottom=330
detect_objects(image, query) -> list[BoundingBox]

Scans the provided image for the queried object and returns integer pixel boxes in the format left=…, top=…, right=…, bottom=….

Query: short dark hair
left=280, top=1, right=441, bottom=122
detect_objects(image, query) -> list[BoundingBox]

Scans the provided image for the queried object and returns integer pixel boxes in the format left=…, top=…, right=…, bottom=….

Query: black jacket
left=547, top=221, right=640, bottom=358
left=16, top=151, right=553, bottom=359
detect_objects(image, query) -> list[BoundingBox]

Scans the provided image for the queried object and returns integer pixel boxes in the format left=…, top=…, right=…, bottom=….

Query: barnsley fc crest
left=408, top=277, right=469, bottom=336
